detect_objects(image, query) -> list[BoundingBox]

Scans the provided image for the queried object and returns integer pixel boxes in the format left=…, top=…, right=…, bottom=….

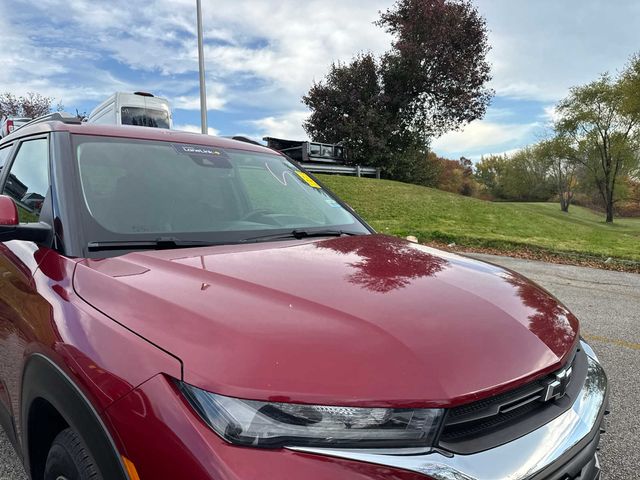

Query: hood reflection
left=506, top=274, right=576, bottom=356
left=316, top=235, right=448, bottom=293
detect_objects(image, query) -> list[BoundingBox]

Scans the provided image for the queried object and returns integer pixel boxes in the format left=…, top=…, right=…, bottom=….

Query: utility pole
left=196, top=0, right=208, bottom=134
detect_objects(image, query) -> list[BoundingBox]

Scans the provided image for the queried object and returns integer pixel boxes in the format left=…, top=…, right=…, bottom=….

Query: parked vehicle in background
left=0, top=117, right=31, bottom=138
left=0, top=113, right=608, bottom=480
left=265, top=137, right=380, bottom=178
left=87, top=91, right=172, bottom=129
left=264, top=137, right=348, bottom=164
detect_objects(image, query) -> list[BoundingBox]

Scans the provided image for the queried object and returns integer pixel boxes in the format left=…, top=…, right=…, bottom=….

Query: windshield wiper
left=87, top=237, right=224, bottom=252
left=88, top=231, right=363, bottom=252
left=240, top=229, right=362, bottom=244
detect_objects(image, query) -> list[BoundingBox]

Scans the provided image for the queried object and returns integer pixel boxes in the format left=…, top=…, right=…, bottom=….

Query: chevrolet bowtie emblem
left=543, top=366, right=573, bottom=402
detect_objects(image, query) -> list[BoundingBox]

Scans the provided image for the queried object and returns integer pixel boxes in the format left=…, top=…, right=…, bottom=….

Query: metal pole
left=196, top=0, right=208, bottom=134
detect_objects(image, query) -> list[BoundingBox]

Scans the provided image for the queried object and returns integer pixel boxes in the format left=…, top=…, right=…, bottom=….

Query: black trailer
left=263, top=137, right=379, bottom=178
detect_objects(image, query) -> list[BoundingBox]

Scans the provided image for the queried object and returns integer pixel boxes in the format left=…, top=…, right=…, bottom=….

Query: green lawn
left=318, top=175, right=640, bottom=261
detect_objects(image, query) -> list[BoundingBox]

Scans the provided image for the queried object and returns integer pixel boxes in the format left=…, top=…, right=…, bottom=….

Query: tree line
left=477, top=55, right=640, bottom=222
left=0, top=92, right=60, bottom=120
left=303, top=0, right=493, bottom=185
left=1, top=92, right=89, bottom=127
left=302, top=1, right=640, bottom=223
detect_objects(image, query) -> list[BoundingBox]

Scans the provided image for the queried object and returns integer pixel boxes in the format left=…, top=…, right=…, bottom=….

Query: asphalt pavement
left=467, top=253, right=640, bottom=479
left=0, top=254, right=637, bottom=479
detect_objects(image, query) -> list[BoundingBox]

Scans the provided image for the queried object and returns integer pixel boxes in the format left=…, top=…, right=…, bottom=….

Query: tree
left=458, top=157, right=475, bottom=196
left=536, top=137, right=579, bottom=212
left=303, top=0, right=493, bottom=181
left=0, top=92, right=60, bottom=120
left=303, top=54, right=391, bottom=168
left=475, top=154, right=508, bottom=199
left=378, top=0, right=493, bottom=139
left=555, top=55, right=640, bottom=222
left=475, top=150, right=554, bottom=202
left=501, top=147, right=554, bottom=202
left=437, top=158, right=466, bottom=194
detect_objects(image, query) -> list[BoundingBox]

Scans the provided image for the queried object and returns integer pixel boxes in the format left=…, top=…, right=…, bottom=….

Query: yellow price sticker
left=296, top=171, right=321, bottom=189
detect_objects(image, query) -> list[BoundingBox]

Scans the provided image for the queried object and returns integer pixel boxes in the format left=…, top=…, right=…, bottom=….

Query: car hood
left=73, top=235, right=578, bottom=408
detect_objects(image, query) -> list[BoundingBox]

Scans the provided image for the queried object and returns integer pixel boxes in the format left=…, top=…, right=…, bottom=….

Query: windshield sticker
left=325, top=198, right=341, bottom=208
left=172, top=144, right=225, bottom=156
left=172, top=144, right=232, bottom=168
left=295, top=171, right=321, bottom=189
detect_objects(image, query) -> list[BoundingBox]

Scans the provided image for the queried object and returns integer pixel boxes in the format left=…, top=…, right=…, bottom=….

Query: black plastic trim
left=50, top=131, right=84, bottom=257
left=21, top=354, right=128, bottom=480
left=0, top=222, right=52, bottom=244
left=440, top=348, right=587, bottom=454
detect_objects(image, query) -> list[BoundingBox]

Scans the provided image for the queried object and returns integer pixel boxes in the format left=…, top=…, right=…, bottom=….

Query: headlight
left=179, top=382, right=443, bottom=449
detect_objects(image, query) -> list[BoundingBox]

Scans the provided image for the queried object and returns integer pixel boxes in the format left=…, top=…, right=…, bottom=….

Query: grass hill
left=318, top=175, right=640, bottom=262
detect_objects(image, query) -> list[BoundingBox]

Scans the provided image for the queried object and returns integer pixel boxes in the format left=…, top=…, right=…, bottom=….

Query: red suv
left=0, top=114, right=608, bottom=480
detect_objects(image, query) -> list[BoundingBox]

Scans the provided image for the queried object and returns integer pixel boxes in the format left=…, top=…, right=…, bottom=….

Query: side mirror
left=0, top=195, right=18, bottom=226
left=0, top=195, right=52, bottom=244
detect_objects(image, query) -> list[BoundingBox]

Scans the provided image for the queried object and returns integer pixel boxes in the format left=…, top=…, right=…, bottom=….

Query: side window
left=0, top=146, right=11, bottom=169
left=2, top=139, right=49, bottom=223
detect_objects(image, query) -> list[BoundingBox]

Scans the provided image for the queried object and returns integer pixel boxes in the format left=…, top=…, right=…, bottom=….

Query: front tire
left=44, top=428, right=102, bottom=480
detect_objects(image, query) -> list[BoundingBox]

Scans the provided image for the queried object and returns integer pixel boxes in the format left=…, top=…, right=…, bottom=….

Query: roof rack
left=16, top=112, right=83, bottom=132
left=230, top=136, right=263, bottom=146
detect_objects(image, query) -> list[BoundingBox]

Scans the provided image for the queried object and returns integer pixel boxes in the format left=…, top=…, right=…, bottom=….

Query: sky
left=1, top=0, right=639, bottom=160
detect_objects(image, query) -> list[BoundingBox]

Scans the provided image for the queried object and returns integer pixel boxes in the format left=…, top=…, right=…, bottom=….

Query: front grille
left=439, top=346, right=586, bottom=455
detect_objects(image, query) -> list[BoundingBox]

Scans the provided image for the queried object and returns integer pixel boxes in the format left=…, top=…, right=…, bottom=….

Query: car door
left=0, top=136, right=53, bottom=442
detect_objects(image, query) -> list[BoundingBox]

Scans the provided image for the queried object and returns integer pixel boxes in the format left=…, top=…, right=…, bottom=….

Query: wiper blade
left=87, top=237, right=223, bottom=252
left=240, top=229, right=361, bottom=244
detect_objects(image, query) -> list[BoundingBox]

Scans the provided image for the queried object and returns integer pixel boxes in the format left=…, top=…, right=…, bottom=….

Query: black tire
left=44, top=428, right=102, bottom=480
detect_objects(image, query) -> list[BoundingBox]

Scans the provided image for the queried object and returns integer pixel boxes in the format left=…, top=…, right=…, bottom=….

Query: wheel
left=44, top=428, right=102, bottom=480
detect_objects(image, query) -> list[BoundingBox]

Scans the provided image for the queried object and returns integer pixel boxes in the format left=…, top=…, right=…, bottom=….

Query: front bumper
left=104, top=342, right=607, bottom=480
left=290, top=345, right=608, bottom=480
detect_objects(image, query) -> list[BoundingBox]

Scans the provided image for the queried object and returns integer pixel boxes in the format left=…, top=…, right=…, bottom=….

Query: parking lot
left=468, top=254, right=640, bottom=479
left=0, top=254, right=637, bottom=479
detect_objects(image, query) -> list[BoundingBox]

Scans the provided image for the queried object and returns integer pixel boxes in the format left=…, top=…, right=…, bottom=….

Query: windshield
left=74, top=136, right=368, bottom=249
left=120, top=107, right=170, bottom=129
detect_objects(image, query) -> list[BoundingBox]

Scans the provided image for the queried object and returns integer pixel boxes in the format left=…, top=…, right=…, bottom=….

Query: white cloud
left=172, top=83, right=227, bottom=111
left=9, top=0, right=391, bottom=113
left=431, top=120, right=540, bottom=160
left=0, top=5, right=200, bottom=110
left=5, top=0, right=640, bottom=154
left=173, top=124, right=221, bottom=136
left=483, top=107, right=517, bottom=121
left=0, top=10, right=66, bottom=86
left=542, top=105, right=561, bottom=124
left=196, top=0, right=392, bottom=98
left=476, top=0, right=640, bottom=102
left=246, top=111, right=310, bottom=140
left=485, top=147, right=523, bottom=159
